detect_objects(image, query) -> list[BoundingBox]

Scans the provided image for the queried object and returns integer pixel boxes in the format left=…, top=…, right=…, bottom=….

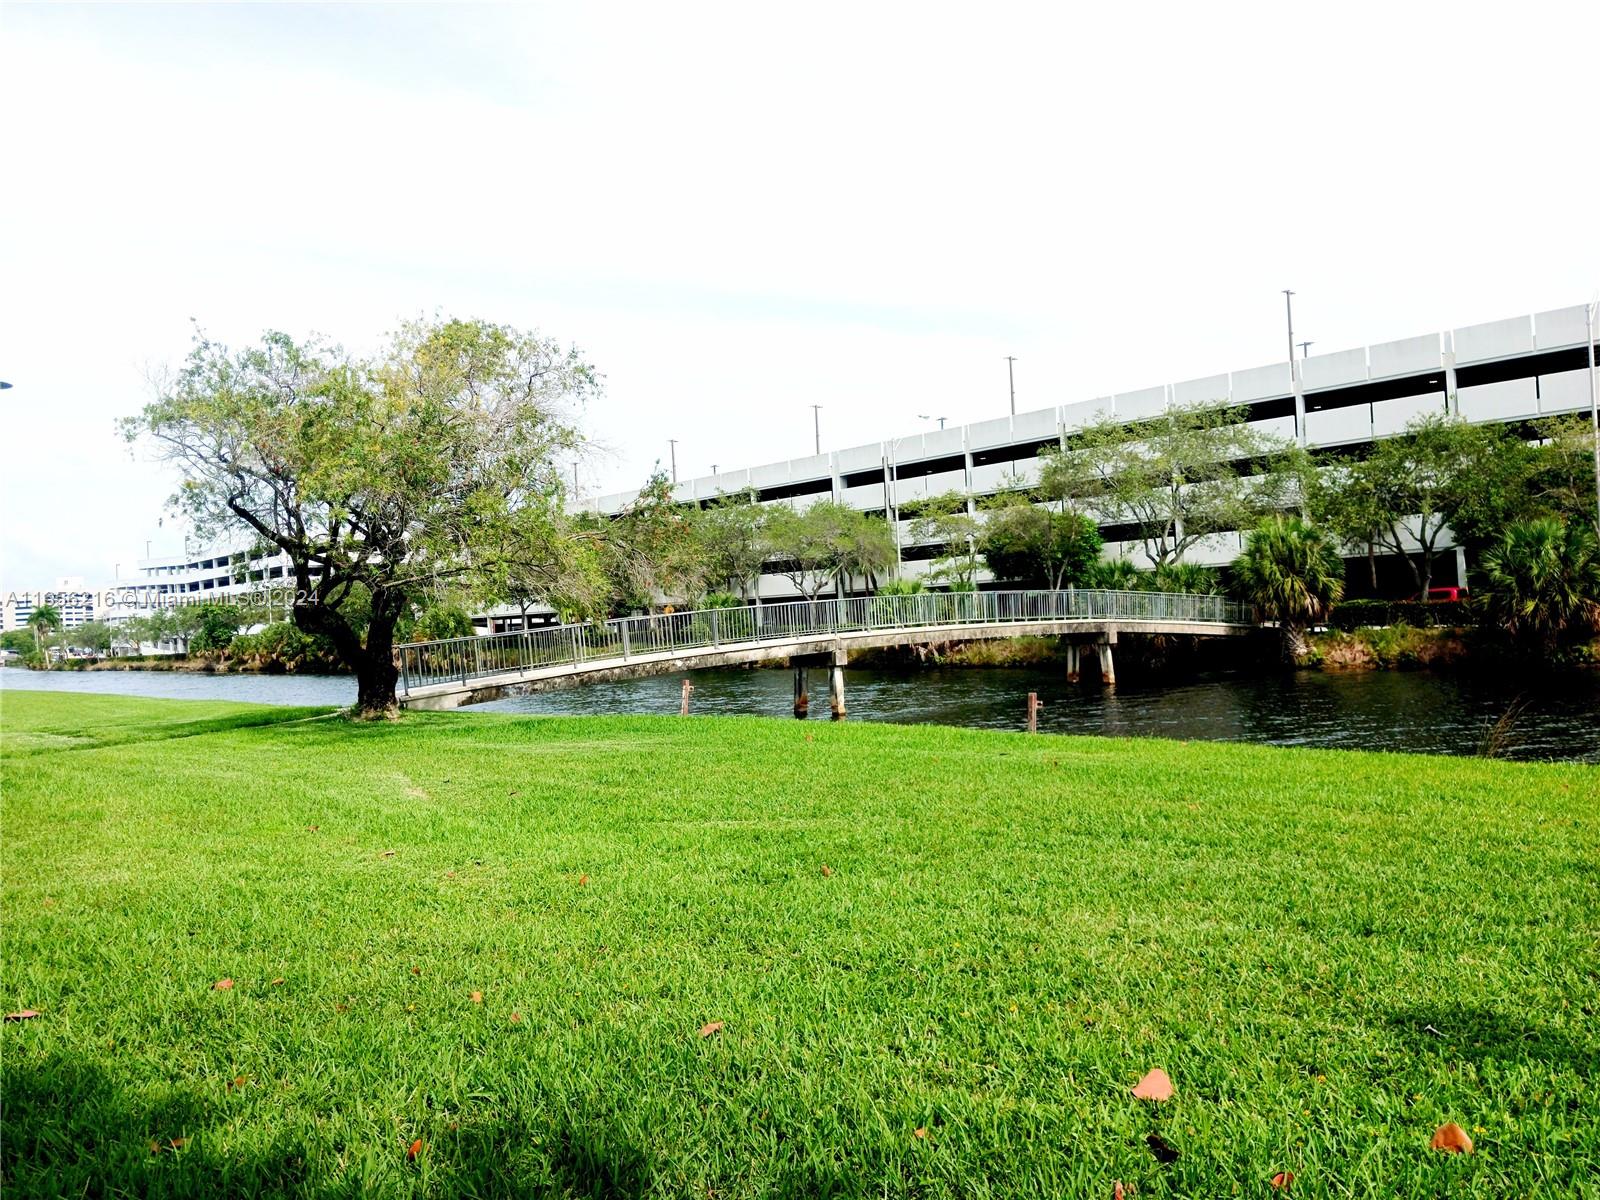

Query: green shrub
left=874, top=579, right=925, bottom=596
left=1328, top=599, right=1470, bottom=630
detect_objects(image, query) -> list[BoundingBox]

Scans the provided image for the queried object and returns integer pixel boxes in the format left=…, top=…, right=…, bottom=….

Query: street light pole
left=668, top=439, right=678, bottom=483
left=1298, top=340, right=1313, bottom=359
left=1005, top=356, right=1017, bottom=416
left=1282, top=290, right=1296, bottom=366
left=810, top=404, right=822, bottom=456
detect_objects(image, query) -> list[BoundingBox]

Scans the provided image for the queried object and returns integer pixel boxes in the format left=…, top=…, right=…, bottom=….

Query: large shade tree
left=123, top=318, right=598, bottom=715
left=1062, top=403, right=1295, bottom=570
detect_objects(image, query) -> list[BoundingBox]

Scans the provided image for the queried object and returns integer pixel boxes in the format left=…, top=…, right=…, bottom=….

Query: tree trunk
left=1367, top=539, right=1377, bottom=590
left=294, top=592, right=403, bottom=718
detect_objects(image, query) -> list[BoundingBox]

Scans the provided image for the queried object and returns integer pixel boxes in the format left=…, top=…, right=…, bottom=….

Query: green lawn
left=2, top=690, right=1596, bottom=1198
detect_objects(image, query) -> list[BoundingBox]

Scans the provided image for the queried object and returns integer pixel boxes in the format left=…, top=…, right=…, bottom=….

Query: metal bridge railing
left=395, top=588, right=1249, bottom=697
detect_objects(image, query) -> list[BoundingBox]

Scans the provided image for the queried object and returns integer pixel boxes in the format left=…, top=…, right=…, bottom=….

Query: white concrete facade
left=590, top=302, right=1599, bottom=596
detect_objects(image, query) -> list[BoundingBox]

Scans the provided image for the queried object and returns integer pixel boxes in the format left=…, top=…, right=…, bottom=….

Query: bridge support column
left=1095, top=639, right=1116, bottom=687
left=793, top=666, right=810, bottom=719
left=1064, top=641, right=1080, bottom=684
left=828, top=665, right=846, bottom=720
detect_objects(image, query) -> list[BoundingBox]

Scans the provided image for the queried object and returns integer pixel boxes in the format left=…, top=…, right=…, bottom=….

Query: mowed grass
left=1, top=690, right=1596, bottom=1198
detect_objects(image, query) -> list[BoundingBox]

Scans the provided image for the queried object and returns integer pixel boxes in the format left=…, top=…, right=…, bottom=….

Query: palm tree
left=1481, top=517, right=1600, bottom=654
left=1232, top=515, right=1345, bottom=658
left=1082, top=557, right=1141, bottom=590
left=26, top=603, right=61, bottom=663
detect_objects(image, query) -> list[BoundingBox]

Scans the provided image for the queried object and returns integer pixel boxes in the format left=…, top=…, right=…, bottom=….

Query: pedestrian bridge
left=397, top=589, right=1254, bottom=711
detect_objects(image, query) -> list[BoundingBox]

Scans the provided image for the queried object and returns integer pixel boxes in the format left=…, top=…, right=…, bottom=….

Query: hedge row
left=1327, top=599, right=1471, bottom=630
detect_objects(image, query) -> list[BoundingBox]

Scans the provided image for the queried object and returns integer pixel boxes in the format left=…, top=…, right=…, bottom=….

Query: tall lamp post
left=1004, top=356, right=1017, bottom=416
left=810, top=404, right=822, bottom=456
left=668, top=439, right=678, bottom=483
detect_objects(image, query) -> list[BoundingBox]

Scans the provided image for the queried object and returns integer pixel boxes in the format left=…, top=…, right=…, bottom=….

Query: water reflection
left=4, top=663, right=1595, bottom=762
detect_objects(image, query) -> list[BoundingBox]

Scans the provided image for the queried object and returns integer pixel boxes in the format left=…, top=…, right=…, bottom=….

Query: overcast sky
left=2, top=1, right=1596, bottom=586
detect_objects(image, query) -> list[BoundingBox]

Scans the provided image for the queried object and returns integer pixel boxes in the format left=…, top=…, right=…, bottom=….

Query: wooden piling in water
left=1026, top=691, right=1041, bottom=733
left=680, top=678, right=693, bottom=715
left=793, top=667, right=809, bottom=719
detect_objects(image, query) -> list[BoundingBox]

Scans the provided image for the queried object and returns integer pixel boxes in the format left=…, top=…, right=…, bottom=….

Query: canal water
left=4, top=664, right=1596, bottom=762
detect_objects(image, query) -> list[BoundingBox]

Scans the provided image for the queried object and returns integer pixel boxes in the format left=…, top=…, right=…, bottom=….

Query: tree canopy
left=123, top=318, right=599, bottom=714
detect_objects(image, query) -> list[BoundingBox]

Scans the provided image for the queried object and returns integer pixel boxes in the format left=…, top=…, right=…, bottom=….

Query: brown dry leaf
left=227, top=1075, right=247, bottom=1091
left=43, top=897, right=56, bottom=907
left=444, top=870, right=456, bottom=879
left=820, top=865, right=833, bottom=877
left=212, top=978, right=234, bottom=992
left=270, top=977, right=285, bottom=987
left=470, top=991, right=483, bottom=1004
left=1430, top=1122, right=1474, bottom=1154
left=804, top=733, right=813, bottom=743
left=578, top=874, right=590, bottom=886
left=1270, top=1171, right=1294, bottom=1189
left=4, top=1010, right=40, bottom=1022
left=380, top=850, right=397, bottom=858
left=150, top=1137, right=188, bottom=1155
left=307, top=825, right=320, bottom=832
left=699, top=1020, right=725, bottom=1038
left=1131, top=1068, right=1173, bottom=1101
left=411, top=966, right=421, bottom=976
left=1113, top=1182, right=1134, bottom=1200
left=334, top=1002, right=350, bottom=1013
left=407, top=1137, right=423, bottom=1161
left=510, top=1011, right=523, bottom=1024
left=912, top=1127, right=927, bottom=1140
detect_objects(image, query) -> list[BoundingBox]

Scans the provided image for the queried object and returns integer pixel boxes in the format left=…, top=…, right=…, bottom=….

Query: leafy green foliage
left=766, top=501, right=894, bottom=599
left=1148, top=562, right=1220, bottom=595
left=900, top=491, right=981, bottom=588
left=979, top=496, right=1102, bottom=588
left=873, top=578, right=924, bottom=596
left=1081, top=558, right=1141, bottom=590
left=691, top=490, right=770, bottom=602
left=1481, top=517, right=1600, bottom=653
left=1056, top=403, right=1295, bottom=569
left=1309, top=414, right=1517, bottom=594
left=1232, top=516, right=1346, bottom=655
left=186, top=604, right=244, bottom=655
left=121, top=318, right=598, bottom=713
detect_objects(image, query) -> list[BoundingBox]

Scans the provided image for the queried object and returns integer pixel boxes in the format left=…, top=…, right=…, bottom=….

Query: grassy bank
left=2, top=692, right=1596, bottom=1197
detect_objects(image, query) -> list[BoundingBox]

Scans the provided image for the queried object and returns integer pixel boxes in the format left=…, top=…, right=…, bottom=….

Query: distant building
left=2, top=577, right=96, bottom=631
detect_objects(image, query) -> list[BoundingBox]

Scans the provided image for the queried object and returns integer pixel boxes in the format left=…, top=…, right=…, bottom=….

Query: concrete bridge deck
left=397, top=589, right=1253, bottom=710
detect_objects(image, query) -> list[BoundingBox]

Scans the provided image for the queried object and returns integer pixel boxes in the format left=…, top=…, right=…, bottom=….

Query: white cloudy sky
left=1, top=1, right=1596, bottom=585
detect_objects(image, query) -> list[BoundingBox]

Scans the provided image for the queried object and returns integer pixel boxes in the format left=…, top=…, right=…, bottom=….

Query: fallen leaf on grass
left=227, top=1075, right=247, bottom=1091
left=510, top=1011, right=523, bottom=1024
left=912, top=1126, right=926, bottom=1139
left=43, top=897, right=56, bottom=907
left=306, top=825, right=320, bottom=832
left=380, top=850, right=397, bottom=859
left=804, top=734, right=813, bottom=743
left=1113, top=1182, right=1134, bottom=1199
left=699, top=1020, right=724, bottom=1038
left=1131, top=1068, right=1173, bottom=1101
left=820, top=865, right=833, bottom=877
left=1270, top=1171, right=1294, bottom=1189
left=578, top=874, right=590, bottom=886
left=470, top=991, right=483, bottom=1004
left=270, top=978, right=285, bottom=987
left=212, top=978, right=234, bottom=991
left=407, top=1138, right=423, bottom=1161
left=4, top=1010, right=40, bottom=1022
left=1430, top=1122, right=1473, bottom=1154
left=150, top=1137, right=188, bottom=1154
left=411, top=966, right=421, bottom=976
left=1145, top=1131, right=1180, bottom=1163
left=334, top=1003, right=349, bottom=1013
